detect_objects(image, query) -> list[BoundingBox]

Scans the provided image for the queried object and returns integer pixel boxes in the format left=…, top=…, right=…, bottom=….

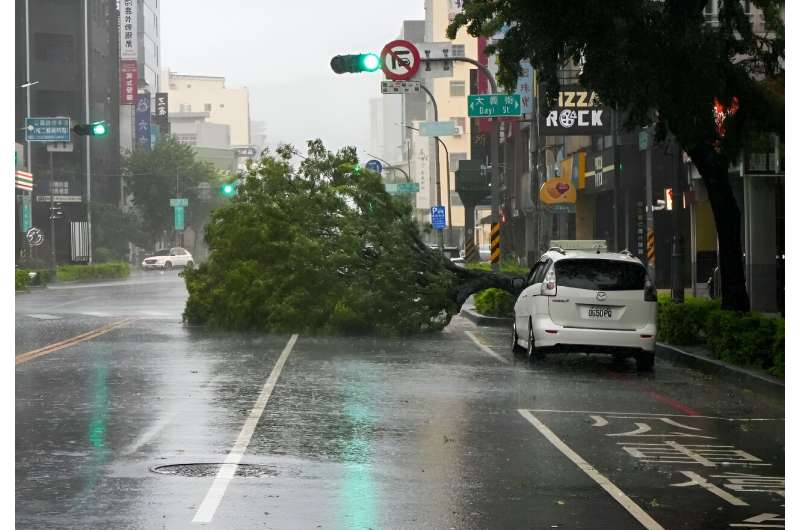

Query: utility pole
left=419, top=83, right=444, bottom=252
left=83, top=0, right=93, bottom=263
left=671, top=139, right=685, bottom=302
left=49, top=150, right=56, bottom=274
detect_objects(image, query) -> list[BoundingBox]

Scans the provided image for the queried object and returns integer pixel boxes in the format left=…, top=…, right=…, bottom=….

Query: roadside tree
left=182, top=140, right=521, bottom=334
left=448, top=0, right=784, bottom=311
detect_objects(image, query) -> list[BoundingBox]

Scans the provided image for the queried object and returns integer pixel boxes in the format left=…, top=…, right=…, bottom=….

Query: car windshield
left=153, top=250, right=170, bottom=256
left=555, top=259, right=647, bottom=291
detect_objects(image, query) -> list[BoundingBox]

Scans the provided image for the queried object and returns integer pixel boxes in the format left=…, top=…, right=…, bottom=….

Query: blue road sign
left=431, top=205, right=446, bottom=230
left=25, top=117, right=71, bottom=142
left=365, top=159, right=383, bottom=173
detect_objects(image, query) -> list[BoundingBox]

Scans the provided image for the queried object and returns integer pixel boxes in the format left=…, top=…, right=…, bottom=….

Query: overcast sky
left=161, top=1, right=426, bottom=155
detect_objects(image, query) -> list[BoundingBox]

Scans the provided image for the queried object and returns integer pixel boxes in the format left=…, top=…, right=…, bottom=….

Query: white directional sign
left=46, top=142, right=74, bottom=153
left=381, top=40, right=420, bottom=81
left=381, top=80, right=421, bottom=94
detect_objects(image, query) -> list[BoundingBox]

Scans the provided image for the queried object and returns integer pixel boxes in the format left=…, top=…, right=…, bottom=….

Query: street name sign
left=431, top=205, right=447, bottom=229
left=20, top=195, right=32, bottom=232
left=385, top=182, right=420, bottom=194
left=419, top=121, right=458, bottom=137
left=381, top=80, right=421, bottom=94
left=25, top=117, right=71, bottom=142
left=468, top=94, right=522, bottom=118
left=36, top=195, right=82, bottom=203
left=170, top=198, right=189, bottom=207
left=365, top=160, right=383, bottom=173
left=381, top=40, right=420, bottom=81
left=174, top=206, right=185, bottom=231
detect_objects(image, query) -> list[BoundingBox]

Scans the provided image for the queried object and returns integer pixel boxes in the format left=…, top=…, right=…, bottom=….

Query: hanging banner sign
left=135, top=92, right=151, bottom=151
left=120, top=60, right=138, bottom=104
left=539, top=177, right=577, bottom=205
left=119, top=0, right=138, bottom=60
left=540, top=85, right=610, bottom=136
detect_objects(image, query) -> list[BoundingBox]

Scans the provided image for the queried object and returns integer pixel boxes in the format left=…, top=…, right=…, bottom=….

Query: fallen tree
left=182, top=141, right=523, bottom=334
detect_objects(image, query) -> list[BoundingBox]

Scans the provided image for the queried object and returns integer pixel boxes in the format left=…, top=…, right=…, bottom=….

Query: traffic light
left=220, top=182, right=236, bottom=198
left=72, top=121, right=109, bottom=136
left=330, top=53, right=381, bottom=74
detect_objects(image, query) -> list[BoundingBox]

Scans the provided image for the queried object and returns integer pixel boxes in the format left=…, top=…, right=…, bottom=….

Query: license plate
left=585, top=306, right=613, bottom=319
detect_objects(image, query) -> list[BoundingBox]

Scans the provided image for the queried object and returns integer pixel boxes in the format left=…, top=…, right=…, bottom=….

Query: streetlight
left=396, top=122, right=453, bottom=248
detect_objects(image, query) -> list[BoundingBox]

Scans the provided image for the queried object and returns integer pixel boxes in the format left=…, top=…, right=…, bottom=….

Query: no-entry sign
left=381, top=40, right=420, bottom=81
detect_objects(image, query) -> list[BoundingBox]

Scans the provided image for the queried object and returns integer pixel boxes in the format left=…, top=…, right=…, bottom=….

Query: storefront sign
left=135, top=93, right=151, bottom=151
left=540, top=85, right=610, bottom=136
left=120, top=60, right=138, bottom=104
left=119, top=0, right=138, bottom=60
left=540, top=177, right=576, bottom=205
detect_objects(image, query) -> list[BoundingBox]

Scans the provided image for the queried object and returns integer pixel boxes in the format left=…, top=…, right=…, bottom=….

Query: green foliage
left=769, top=319, right=784, bottom=379
left=16, top=268, right=51, bottom=288
left=56, top=262, right=130, bottom=282
left=183, top=140, right=460, bottom=335
left=474, top=288, right=515, bottom=317
left=91, top=202, right=146, bottom=261
left=657, top=295, right=720, bottom=345
left=16, top=270, right=29, bottom=291
left=467, top=261, right=529, bottom=276
left=705, top=310, right=778, bottom=370
left=122, top=136, right=222, bottom=245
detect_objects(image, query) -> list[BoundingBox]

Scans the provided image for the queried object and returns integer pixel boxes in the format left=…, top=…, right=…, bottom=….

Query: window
left=450, top=117, right=466, bottom=136
left=34, top=33, right=75, bottom=63
left=452, top=44, right=465, bottom=57
left=220, top=103, right=225, bottom=108
left=204, top=103, right=212, bottom=112
left=554, top=259, right=646, bottom=291
left=533, top=260, right=550, bottom=284
left=449, top=81, right=466, bottom=97
left=179, top=104, right=191, bottom=113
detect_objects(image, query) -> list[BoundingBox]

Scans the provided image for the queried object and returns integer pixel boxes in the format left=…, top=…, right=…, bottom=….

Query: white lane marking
left=523, top=409, right=784, bottom=421
left=464, top=330, right=509, bottom=364
left=121, top=377, right=223, bottom=456
left=27, top=313, right=62, bottom=320
left=590, top=415, right=609, bottom=427
left=46, top=296, right=96, bottom=310
left=192, top=335, right=299, bottom=524
left=518, top=409, right=666, bottom=530
left=122, top=410, right=177, bottom=456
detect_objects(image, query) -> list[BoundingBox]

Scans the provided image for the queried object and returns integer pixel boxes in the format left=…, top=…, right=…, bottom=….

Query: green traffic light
left=220, top=183, right=236, bottom=197
left=359, top=53, right=380, bottom=72
left=91, top=121, right=108, bottom=136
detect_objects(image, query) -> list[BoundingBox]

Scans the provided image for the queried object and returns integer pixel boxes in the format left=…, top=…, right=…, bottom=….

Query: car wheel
left=636, top=351, right=655, bottom=372
left=186, top=260, right=194, bottom=269
left=164, top=261, right=173, bottom=271
left=512, top=323, right=525, bottom=355
left=527, top=320, right=542, bottom=362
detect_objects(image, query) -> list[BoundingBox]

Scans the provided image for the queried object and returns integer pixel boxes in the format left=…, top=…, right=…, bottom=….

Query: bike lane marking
left=519, top=409, right=666, bottom=530
left=192, top=334, right=299, bottom=524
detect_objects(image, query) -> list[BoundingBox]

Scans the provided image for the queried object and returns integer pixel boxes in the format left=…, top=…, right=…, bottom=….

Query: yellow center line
left=15, top=318, right=134, bottom=365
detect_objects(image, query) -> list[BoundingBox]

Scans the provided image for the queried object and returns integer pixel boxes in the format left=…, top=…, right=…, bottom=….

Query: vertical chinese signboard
left=120, top=60, right=138, bottom=104
left=119, top=0, right=138, bottom=60
left=154, top=92, right=169, bottom=135
left=135, top=92, right=151, bottom=151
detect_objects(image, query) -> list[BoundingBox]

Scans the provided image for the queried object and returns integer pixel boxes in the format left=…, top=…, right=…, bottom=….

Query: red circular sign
left=381, top=39, right=420, bottom=81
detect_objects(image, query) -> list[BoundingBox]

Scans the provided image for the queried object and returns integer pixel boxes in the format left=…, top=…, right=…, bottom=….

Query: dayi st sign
left=540, top=86, right=610, bottom=136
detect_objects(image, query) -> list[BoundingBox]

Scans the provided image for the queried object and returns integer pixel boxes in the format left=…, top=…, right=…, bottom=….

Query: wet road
left=16, top=272, right=784, bottom=529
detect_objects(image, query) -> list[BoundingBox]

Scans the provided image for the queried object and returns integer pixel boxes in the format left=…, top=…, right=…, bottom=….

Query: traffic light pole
left=49, top=150, right=56, bottom=275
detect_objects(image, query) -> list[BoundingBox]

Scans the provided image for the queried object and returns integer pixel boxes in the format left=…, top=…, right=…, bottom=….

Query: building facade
left=15, top=0, right=122, bottom=263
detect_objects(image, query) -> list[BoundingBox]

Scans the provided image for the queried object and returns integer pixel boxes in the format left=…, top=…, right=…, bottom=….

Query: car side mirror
left=511, top=278, right=525, bottom=291
left=530, top=284, right=542, bottom=296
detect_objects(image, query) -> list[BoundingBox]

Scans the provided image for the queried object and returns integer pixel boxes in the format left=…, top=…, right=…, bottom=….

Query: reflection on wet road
left=15, top=272, right=784, bottom=529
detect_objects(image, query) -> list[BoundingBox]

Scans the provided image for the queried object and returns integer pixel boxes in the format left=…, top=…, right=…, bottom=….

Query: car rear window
left=554, top=259, right=646, bottom=291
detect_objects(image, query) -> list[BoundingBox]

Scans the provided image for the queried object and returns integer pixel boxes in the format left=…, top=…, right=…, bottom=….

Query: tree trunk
left=687, top=143, right=750, bottom=311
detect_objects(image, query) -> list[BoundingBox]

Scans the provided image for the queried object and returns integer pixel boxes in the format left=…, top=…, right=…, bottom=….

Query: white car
left=141, top=247, right=194, bottom=271
left=511, top=246, right=657, bottom=370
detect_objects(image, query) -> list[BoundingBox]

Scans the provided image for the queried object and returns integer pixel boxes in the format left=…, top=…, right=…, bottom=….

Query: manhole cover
left=151, top=463, right=279, bottom=478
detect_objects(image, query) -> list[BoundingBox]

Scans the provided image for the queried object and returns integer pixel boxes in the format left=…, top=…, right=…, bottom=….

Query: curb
left=655, top=342, right=784, bottom=400
left=460, top=307, right=513, bottom=328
